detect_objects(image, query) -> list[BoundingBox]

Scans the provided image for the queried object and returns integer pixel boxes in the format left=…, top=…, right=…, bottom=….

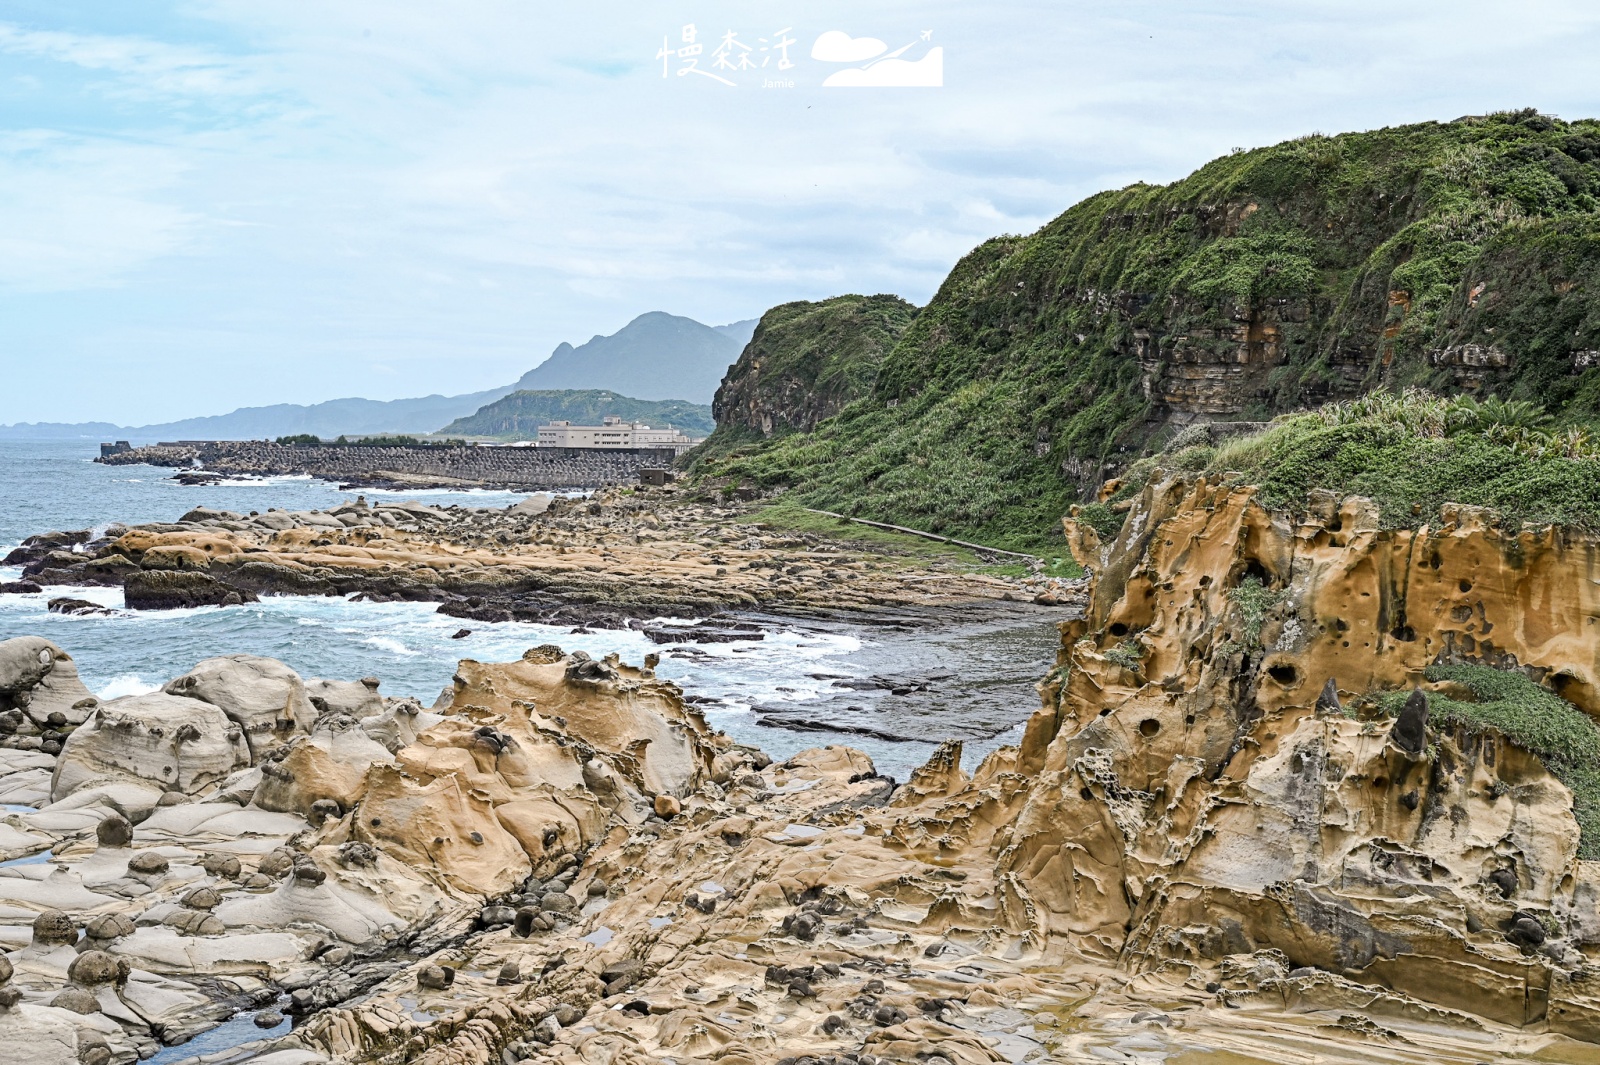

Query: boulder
left=51, top=692, right=251, bottom=803
left=0, top=637, right=99, bottom=728
left=123, top=570, right=258, bottom=610
left=164, top=655, right=315, bottom=758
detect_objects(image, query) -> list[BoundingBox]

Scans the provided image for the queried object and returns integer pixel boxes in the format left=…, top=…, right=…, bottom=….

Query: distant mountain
left=0, top=387, right=516, bottom=443
left=442, top=389, right=715, bottom=440
left=511, top=312, right=746, bottom=404
left=712, top=318, right=760, bottom=348
left=0, top=310, right=756, bottom=441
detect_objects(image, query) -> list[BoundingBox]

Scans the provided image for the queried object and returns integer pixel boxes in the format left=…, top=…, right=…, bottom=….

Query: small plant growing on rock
left=1227, top=575, right=1283, bottom=650
left=1103, top=641, right=1144, bottom=673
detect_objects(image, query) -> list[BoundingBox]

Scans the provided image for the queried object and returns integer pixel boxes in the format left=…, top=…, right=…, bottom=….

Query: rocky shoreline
left=1, top=473, right=1599, bottom=1064
left=4, top=485, right=1072, bottom=634
left=96, top=442, right=683, bottom=492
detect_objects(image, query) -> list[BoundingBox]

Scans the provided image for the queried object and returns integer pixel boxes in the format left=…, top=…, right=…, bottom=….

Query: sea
left=0, top=440, right=1063, bottom=779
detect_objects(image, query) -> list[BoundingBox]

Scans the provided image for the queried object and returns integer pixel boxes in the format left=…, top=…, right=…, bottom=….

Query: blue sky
left=2, top=0, right=1599, bottom=424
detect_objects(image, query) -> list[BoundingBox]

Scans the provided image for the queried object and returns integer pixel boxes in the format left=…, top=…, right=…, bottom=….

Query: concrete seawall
left=97, top=441, right=679, bottom=490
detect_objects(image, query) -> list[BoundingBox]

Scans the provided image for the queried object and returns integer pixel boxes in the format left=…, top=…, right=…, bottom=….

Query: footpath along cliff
left=1, top=465, right=1599, bottom=1063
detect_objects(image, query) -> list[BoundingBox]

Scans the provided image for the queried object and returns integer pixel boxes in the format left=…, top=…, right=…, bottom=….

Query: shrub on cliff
left=695, top=110, right=1600, bottom=550
left=1107, top=387, right=1600, bottom=531
left=1373, top=664, right=1600, bottom=857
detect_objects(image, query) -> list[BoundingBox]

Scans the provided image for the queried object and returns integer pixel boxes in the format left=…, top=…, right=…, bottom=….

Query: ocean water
left=0, top=441, right=1060, bottom=778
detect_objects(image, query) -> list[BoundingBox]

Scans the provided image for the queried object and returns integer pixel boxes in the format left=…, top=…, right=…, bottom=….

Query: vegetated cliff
left=1074, top=386, right=1600, bottom=540
left=442, top=389, right=714, bottom=439
left=687, top=295, right=918, bottom=465
left=697, top=110, right=1600, bottom=550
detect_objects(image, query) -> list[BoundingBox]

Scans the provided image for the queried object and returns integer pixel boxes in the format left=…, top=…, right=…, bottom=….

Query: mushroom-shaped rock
left=258, top=849, right=295, bottom=878
left=164, top=910, right=226, bottom=936
left=94, top=813, right=133, bottom=849
left=182, top=886, right=222, bottom=910
left=164, top=654, right=315, bottom=759
left=291, top=859, right=327, bottom=886
left=127, top=850, right=170, bottom=876
left=1390, top=689, right=1429, bottom=755
left=32, top=909, right=78, bottom=947
left=67, top=950, right=128, bottom=987
left=85, top=914, right=136, bottom=942
left=200, top=853, right=242, bottom=879
left=50, top=986, right=98, bottom=1014
left=51, top=691, right=251, bottom=803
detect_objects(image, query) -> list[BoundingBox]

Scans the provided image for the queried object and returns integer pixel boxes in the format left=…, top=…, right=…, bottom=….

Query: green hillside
left=687, top=294, right=918, bottom=466
left=442, top=389, right=714, bottom=439
left=692, top=110, right=1600, bottom=550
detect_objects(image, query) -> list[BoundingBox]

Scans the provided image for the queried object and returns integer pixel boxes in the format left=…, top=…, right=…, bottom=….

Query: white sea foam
left=363, top=636, right=419, bottom=656
left=97, top=674, right=161, bottom=700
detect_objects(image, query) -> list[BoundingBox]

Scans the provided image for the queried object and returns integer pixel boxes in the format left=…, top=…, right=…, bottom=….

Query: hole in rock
left=1334, top=618, right=1349, bottom=632
left=1108, top=623, right=1129, bottom=637
left=1138, top=719, right=1161, bottom=737
left=1236, top=560, right=1271, bottom=587
left=1553, top=673, right=1580, bottom=700
left=1459, top=579, right=1473, bottom=593
left=1267, top=664, right=1298, bottom=685
left=1389, top=625, right=1417, bottom=643
left=1372, top=776, right=1388, bottom=789
left=1079, top=788, right=1094, bottom=802
left=1184, top=714, right=1196, bottom=726
left=1326, top=517, right=1343, bottom=532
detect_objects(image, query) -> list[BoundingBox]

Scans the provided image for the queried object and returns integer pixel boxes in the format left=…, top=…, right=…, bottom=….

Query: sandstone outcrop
left=5, top=471, right=1599, bottom=1063
left=881, top=471, right=1600, bottom=1036
left=16, top=489, right=1050, bottom=623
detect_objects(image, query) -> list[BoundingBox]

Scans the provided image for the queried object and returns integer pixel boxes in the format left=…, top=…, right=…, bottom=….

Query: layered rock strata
left=6, top=489, right=1058, bottom=623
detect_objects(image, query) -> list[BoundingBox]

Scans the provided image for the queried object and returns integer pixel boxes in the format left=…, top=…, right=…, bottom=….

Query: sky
left=2, top=1, right=1599, bottom=425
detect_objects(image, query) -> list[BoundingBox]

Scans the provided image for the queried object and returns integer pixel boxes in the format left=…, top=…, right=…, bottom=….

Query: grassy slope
left=686, top=295, right=918, bottom=466
left=694, top=110, right=1600, bottom=551
left=1088, top=389, right=1600, bottom=534
left=442, top=390, right=715, bottom=439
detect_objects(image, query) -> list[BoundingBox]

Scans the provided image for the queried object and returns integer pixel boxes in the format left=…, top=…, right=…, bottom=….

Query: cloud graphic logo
left=822, top=46, right=943, bottom=88
left=810, top=30, right=887, bottom=63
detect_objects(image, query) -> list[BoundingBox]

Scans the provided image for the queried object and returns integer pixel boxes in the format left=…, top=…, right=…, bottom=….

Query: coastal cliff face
left=691, top=295, right=917, bottom=465
left=697, top=111, right=1600, bottom=547
left=890, top=472, right=1600, bottom=1036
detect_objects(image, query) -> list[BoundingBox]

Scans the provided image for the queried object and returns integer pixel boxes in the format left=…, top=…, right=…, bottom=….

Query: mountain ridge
left=1, top=313, right=757, bottom=442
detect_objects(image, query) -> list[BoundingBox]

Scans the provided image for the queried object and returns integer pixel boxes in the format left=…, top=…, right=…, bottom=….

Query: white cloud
left=0, top=22, right=263, bottom=98
left=810, top=30, right=887, bottom=63
left=0, top=132, right=196, bottom=291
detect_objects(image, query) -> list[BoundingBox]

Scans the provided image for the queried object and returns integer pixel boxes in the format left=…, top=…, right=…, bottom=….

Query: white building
left=536, top=416, right=698, bottom=451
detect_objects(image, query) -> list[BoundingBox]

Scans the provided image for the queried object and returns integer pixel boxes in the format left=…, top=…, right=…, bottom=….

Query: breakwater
left=97, top=440, right=679, bottom=489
